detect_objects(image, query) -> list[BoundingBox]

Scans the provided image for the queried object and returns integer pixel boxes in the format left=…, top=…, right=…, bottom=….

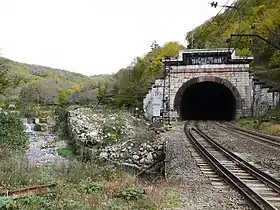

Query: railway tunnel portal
left=143, top=48, right=280, bottom=121
left=174, top=76, right=241, bottom=121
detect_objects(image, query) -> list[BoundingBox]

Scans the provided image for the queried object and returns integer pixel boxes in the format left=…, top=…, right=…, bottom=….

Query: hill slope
left=0, top=57, right=112, bottom=104
left=185, top=0, right=280, bottom=82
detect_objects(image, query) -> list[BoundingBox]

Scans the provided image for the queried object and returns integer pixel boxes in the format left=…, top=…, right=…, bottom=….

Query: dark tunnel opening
left=180, top=81, right=236, bottom=121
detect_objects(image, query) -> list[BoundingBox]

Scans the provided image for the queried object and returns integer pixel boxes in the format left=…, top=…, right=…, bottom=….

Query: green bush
left=53, top=105, right=71, bottom=141
left=77, top=178, right=103, bottom=194
left=0, top=110, right=28, bottom=150
left=119, top=187, right=145, bottom=201
left=0, top=198, right=15, bottom=209
left=56, top=147, right=75, bottom=158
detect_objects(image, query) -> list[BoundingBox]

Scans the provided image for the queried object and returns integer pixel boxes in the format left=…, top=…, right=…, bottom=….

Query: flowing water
left=23, top=118, right=33, bottom=134
left=23, top=118, right=68, bottom=165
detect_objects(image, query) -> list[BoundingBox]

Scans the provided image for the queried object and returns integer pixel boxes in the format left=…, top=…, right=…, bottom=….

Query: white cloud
left=0, top=0, right=235, bottom=76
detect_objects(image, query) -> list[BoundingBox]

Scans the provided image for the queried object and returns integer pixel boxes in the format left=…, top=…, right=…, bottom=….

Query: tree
left=114, top=41, right=184, bottom=107
left=185, top=0, right=280, bottom=67
left=96, top=82, right=109, bottom=102
left=0, top=59, right=10, bottom=95
left=58, top=91, right=69, bottom=104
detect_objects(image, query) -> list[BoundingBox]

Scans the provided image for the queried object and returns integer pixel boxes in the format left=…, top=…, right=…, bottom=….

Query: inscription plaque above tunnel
left=182, top=51, right=230, bottom=65
left=142, top=48, right=271, bottom=121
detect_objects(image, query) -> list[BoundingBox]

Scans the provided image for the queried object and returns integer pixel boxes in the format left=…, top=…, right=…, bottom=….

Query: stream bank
left=23, top=117, right=68, bottom=165
left=26, top=131, right=68, bottom=165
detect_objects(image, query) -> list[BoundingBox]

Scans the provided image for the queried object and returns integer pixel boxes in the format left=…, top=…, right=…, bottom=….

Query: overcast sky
left=0, top=0, right=235, bottom=76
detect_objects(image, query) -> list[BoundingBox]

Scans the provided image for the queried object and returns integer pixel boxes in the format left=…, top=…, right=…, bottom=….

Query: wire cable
left=188, top=0, right=231, bottom=48
left=218, top=0, right=248, bottom=35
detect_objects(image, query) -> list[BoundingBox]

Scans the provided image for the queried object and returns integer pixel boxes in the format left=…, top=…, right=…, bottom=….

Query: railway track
left=213, top=121, right=280, bottom=149
left=0, top=183, right=56, bottom=199
left=185, top=121, right=280, bottom=210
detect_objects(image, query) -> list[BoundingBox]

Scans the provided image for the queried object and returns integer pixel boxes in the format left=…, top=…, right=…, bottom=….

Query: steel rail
left=0, top=183, right=56, bottom=198
left=214, top=121, right=280, bottom=148
left=184, top=122, right=280, bottom=210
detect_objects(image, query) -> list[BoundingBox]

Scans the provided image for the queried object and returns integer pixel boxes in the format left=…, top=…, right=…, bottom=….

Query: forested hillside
left=185, top=0, right=280, bottom=71
left=113, top=41, right=184, bottom=108
left=114, top=0, right=280, bottom=108
left=0, top=57, right=112, bottom=105
left=3, top=0, right=279, bottom=109
left=0, top=41, right=184, bottom=109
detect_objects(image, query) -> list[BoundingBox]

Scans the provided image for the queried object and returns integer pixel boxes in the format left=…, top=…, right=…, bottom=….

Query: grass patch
left=254, top=68, right=280, bottom=84
left=0, top=149, right=179, bottom=209
left=56, top=146, right=75, bottom=158
left=237, top=106, right=280, bottom=136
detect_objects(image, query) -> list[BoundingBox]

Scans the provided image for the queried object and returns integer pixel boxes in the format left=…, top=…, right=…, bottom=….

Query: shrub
left=53, top=105, right=71, bottom=141
left=0, top=198, right=15, bottom=209
left=77, top=178, right=103, bottom=194
left=56, top=147, right=75, bottom=158
left=118, top=187, right=145, bottom=201
left=0, top=110, right=28, bottom=150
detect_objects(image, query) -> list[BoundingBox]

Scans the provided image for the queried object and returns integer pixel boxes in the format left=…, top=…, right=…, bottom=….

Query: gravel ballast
left=164, top=122, right=251, bottom=210
left=199, top=122, right=280, bottom=179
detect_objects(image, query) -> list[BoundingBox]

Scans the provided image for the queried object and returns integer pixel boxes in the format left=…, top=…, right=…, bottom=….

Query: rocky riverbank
left=26, top=131, right=68, bottom=165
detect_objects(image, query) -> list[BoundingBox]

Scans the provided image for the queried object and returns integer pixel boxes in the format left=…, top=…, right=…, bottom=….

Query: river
left=23, top=118, right=68, bottom=165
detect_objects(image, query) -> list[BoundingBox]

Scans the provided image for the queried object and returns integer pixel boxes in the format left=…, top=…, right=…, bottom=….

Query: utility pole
left=167, top=65, right=171, bottom=127
left=162, top=59, right=166, bottom=124
left=191, top=33, right=194, bottom=49
left=162, top=57, right=171, bottom=125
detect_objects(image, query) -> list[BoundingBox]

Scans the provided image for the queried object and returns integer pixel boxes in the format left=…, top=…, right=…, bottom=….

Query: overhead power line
left=188, top=0, right=231, bottom=48
left=218, top=0, right=248, bottom=35
left=209, top=1, right=237, bottom=9
left=218, top=0, right=264, bottom=35
left=223, top=0, right=265, bottom=54
left=230, top=34, right=280, bottom=50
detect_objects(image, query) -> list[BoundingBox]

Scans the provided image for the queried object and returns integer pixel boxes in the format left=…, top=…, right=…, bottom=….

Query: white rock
left=89, top=130, right=98, bottom=138
left=145, top=152, right=154, bottom=164
left=132, top=155, right=140, bottom=160
left=99, top=152, right=109, bottom=159
left=139, top=158, right=145, bottom=164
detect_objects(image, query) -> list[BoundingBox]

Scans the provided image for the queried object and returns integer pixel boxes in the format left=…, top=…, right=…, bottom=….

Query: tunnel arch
left=174, top=76, right=242, bottom=121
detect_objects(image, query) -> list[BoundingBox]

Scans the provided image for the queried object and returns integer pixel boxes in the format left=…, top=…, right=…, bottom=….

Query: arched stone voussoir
left=173, top=76, right=242, bottom=112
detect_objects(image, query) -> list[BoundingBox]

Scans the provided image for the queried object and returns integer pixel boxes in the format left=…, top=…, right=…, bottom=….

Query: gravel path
left=27, top=131, right=68, bottom=165
left=199, top=122, right=280, bottom=179
left=164, top=122, right=251, bottom=210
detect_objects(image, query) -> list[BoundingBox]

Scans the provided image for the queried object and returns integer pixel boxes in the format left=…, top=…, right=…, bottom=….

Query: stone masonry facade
left=143, top=49, right=280, bottom=120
